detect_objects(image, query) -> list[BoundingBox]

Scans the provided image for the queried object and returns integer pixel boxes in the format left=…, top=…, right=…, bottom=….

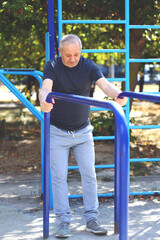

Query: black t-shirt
left=43, top=56, right=104, bottom=131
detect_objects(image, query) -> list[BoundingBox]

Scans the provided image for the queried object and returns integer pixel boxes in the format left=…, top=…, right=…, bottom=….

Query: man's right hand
left=40, top=99, right=55, bottom=113
left=38, top=78, right=54, bottom=113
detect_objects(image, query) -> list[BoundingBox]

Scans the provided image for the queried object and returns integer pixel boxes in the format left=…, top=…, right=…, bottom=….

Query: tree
left=0, top=0, right=160, bottom=102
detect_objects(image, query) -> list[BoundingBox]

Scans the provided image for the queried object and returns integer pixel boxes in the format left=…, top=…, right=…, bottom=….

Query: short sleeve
left=43, top=60, right=55, bottom=81
left=91, top=61, right=104, bottom=82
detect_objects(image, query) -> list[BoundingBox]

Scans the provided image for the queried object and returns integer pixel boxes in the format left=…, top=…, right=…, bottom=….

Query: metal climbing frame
left=0, top=69, right=45, bottom=194
left=56, top=0, right=160, bottom=197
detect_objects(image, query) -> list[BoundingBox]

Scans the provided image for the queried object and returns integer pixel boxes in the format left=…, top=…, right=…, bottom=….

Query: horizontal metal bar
left=81, top=49, right=126, bottom=53
left=91, top=106, right=127, bottom=111
left=129, top=58, right=160, bottom=63
left=69, top=158, right=160, bottom=171
left=129, top=25, right=160, bottom=29
left=93, top=136, right=115, bottom=140
left=68, top=164, right=115, bottom=170
left=130, top=125, right=160, bottom=129
left=107, top=78, right=127, bottom=82
left=68, top=191, right=160, bottom=199
left=130, top=158, right=160, bottom=163
left=130, top=191, right=160, bottom=196
left=62, top=19, right=126, bottom=24
left=91, top=107, right=108, bottom=111
left=119, top=91, right=160, bottom=103
left=68, top=193, right=114, bottom=199
left=0, top=69, right=43, bottom=77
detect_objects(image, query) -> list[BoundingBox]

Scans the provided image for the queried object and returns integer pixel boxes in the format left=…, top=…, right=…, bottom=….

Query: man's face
left=59, top=41, right=81, bottom=68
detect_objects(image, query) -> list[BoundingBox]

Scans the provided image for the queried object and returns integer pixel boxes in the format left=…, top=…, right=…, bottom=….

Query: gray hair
left=60, top=34, right=82, bottom=50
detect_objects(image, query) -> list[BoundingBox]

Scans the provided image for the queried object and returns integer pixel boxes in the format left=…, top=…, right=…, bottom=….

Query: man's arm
left=39, top=78, right=54, bottom=112
left=96, top=77, right=128, bottom=106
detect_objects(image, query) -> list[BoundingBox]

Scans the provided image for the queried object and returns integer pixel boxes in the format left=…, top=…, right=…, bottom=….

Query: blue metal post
left=47, top=0, right=55, bottom=59
left=58, top=0, right=63, bottom=49
left=43, top=112, right=51, bottom=239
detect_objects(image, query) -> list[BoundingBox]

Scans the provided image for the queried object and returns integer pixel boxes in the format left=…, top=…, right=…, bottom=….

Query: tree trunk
left=129, top=29, right=146, bottom=108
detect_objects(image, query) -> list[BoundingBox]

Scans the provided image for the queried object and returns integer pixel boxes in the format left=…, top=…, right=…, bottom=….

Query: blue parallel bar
left=62, top=19, right=126, bottom=24
left=44, top=92, right=129, bottom=240
left=129, top=59, right=160, bottom=63
left=91, top=106, right=127, bottom=111
left=81, top=49, right=126, bottom=53
left=119, top=91, right=160, bottom=103
left=129, top=25, right=160, bottom=29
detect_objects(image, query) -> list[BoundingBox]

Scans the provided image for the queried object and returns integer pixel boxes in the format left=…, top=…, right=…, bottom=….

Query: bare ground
left=0, top=100, right=160, bottom=176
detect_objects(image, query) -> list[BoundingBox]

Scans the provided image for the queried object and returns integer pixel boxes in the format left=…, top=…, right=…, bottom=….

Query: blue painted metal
left=47, top=0, right=55, bottom=59
left=58, top=0, right=63, bottom=48
left=0, top=69, right=45, bottom=203
left=46, top=0, right=160, bottom=238
left=81, top=49, right=126, bottom=53
left=130, top=125, right=160, bottom=129
left=62, top=20, right=126, bottom=24
left=44, top=92, right=129, bottom=240
left=43, top=112, right=51, bottom=239
left=119, top=91, right=160, bottom=103
left=129, top=59, right=160, bottom=63
left=0, top=70, right=43, bottom=121
left=129, top=25, right=160, bottom=29
left=130, top=158, right=160, bottom=163
left=45, top=32, right=50, bottom=61
left=125, top=0, right=130, bottom=214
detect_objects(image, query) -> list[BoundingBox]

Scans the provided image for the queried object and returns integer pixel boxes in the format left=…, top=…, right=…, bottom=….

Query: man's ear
left=58, top=48, right=61, bottom=56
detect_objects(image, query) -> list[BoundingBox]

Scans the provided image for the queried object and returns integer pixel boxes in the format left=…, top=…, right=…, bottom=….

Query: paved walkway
left=0, top=174, right=160, bottom=240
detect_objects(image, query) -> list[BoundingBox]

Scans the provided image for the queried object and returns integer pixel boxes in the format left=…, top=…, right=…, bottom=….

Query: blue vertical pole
left=114, top=121, right=120, bottom=234
left=45, top=32, right=50, bottom=61
left=48, top=0, right=55, bottom=59
left=45, top=32, right=54, bottom=210
left=43, top=112, right=51, bottom=239
left=58, top=0, right=63, bottom=55
left=125, top=0, right=130, bottom=196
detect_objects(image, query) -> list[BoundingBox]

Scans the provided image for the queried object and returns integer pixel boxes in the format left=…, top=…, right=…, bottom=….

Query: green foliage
left=90, top=111, right=115, bottom=137
left=0, top=0, right=160, bottom=95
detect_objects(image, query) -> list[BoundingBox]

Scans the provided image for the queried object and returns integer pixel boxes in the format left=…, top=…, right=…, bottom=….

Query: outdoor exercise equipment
left=0, top=69, right=45, bottom=195
left=42, top=91, right=160, bottom=239
left=51, top=0, right=160, bottom=202
left=43, top=91, right=129, bottom=240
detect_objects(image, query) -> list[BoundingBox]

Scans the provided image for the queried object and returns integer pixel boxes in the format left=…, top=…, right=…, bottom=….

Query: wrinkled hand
left=115, top=94, right=128, bottom=107
left=40, top=99, right=55, bottom=113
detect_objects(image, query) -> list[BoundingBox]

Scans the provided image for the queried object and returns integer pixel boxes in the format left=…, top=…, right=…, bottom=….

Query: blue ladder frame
left=55, top=0, right=160, bottom=198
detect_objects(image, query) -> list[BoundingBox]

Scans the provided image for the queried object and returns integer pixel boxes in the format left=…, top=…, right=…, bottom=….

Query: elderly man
left=39, top=34, right=127, bottom=238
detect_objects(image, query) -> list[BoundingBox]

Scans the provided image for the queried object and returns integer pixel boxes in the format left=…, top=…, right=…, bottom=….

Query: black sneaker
left=86, top=219, right=108, bottom=235
left=55, top=222, right=70, bottom=238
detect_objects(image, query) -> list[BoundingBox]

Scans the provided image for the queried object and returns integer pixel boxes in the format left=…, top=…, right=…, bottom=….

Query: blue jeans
left=50, top=124, right=99, bottom=224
